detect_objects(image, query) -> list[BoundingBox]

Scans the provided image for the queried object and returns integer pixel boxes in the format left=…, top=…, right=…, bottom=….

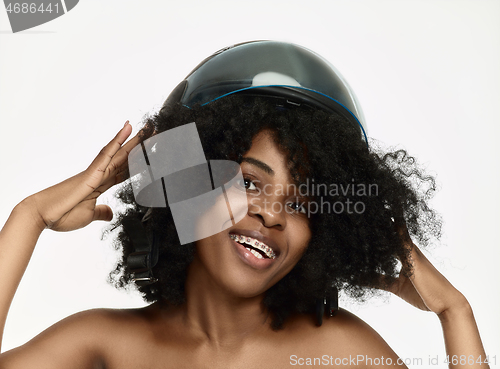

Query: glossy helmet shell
left=162, top=40, right=367, bottom=142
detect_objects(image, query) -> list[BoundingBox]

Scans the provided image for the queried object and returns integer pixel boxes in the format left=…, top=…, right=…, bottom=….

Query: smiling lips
left=230, top=234, right=276, bottom=259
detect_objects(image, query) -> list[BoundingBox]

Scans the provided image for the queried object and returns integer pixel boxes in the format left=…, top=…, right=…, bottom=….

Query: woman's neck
left=179, top=256, right=271, bottom=349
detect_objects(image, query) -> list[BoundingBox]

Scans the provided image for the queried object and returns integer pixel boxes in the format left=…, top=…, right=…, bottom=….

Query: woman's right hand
left=25, top=121, right=140, bottom=232
left=0, top=121, right=142, bottom=359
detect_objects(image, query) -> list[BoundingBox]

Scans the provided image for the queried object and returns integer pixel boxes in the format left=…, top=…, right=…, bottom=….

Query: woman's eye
left=239, top=178, right=257, bottom=191
left=287, top=201, right=307, bottom=214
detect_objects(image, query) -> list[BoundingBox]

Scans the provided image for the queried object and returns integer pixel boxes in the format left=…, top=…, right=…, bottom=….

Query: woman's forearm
left=0, top=198, right=45, bottom=352
left=439, top=300, right=490, bottom=369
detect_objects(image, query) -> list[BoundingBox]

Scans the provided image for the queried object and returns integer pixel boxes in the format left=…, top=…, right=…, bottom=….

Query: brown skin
left=0, top=124, right=488, bottom=368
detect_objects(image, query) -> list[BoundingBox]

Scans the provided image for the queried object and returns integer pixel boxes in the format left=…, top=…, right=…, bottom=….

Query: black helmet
left=162, top=40, right=367, bottom=142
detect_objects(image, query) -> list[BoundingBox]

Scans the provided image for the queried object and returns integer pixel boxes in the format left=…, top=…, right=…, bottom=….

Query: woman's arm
left=439, top=299, right=487, bottom=369
left=411, top=245, right=488, bottom=369
left=388, top=233, right=489, bottom=369
left=0, top=198, right=45, bottom=352
left=0, top=122, right=138, bottom=363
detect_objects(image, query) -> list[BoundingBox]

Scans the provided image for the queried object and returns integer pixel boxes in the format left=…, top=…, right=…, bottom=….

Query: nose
left=248, top=195, right=286, bottom=230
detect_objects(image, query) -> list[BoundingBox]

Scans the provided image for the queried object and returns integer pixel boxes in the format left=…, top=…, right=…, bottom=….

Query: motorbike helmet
left=161, top=40, right=368, bottom=143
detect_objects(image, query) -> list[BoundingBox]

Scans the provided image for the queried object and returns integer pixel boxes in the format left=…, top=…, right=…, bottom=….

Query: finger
left=379, top=275, right=399, bottom=294
left=354, top=273, right=399, bottom=294
left=106, top=128, right=143, bottom=174
left=47, top=124, right=131, bottom=203
left=393, top=217, right=413, bottom=246
left=95, top=141, right=142, bottom=196
left=404, top=243, right=460, bottom=313
left=92, top=204, right=113, bottom=222
left=367, top=274, right=400, bottom=294
left=97, top=129, right=144, bottom=192
left=71, top=123, right=131, bottom=203
left=98, top=121, right=159, bottom=192
left=90, top=124, right=157, bottom=202
left=94, top=168, right=129, bottom=197
left=85, top=122, right=133, bottom=185
left=72, top=122, right=133, bottom=196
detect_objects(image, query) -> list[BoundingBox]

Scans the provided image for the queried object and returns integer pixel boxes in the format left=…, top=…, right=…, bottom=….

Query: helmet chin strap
left=122, top=210, right=159, bottom=286
left=316, top=287, right=339, bottom=326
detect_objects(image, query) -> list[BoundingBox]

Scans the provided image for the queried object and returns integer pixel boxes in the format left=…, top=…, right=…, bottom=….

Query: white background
left=0, top=0, right=499, bottom=366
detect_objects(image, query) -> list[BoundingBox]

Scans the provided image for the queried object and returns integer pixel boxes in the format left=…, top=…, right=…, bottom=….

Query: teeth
left=230, top=234, right=276, bottom=259
left=249, top=248, right=264, bottom=259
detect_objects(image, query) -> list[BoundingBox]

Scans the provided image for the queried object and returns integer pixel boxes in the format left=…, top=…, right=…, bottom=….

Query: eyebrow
left=241, top=157, right=274, bottom=175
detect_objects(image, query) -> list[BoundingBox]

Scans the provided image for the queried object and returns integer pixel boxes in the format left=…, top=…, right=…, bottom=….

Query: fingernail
left=124, top=120, right=129, bottom=127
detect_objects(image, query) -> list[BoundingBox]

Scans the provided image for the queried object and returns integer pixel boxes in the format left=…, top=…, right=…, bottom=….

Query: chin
left=192, top=230, right=284, bottom=299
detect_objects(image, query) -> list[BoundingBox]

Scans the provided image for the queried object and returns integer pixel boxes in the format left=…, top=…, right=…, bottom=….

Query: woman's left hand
left=384, top=226, right=469, bottom=316
left=386, top=225, right=490, bottom=369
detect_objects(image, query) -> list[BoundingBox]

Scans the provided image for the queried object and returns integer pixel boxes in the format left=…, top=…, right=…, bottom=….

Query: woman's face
left=192, top=129, right=312, bottom=298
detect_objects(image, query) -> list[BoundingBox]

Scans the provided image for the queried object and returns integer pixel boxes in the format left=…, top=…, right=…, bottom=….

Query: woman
left=0, top=41, right=489, bottom=368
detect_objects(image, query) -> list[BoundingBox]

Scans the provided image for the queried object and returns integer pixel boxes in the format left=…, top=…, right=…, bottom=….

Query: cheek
left=288, top=223, right=312, bottom=263
left=270, top=230, right=311, bottom=285
left=195, top=234, right=222, bottom=265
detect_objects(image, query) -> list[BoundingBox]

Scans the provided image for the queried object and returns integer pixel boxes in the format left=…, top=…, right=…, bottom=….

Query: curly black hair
left=108, top=95, right=441, bottom=329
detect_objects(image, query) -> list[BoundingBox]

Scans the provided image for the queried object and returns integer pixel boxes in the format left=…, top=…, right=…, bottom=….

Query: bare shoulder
left=0, top=306, right=153, bottom=369
left=281, top=309, right=407, bottom=368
